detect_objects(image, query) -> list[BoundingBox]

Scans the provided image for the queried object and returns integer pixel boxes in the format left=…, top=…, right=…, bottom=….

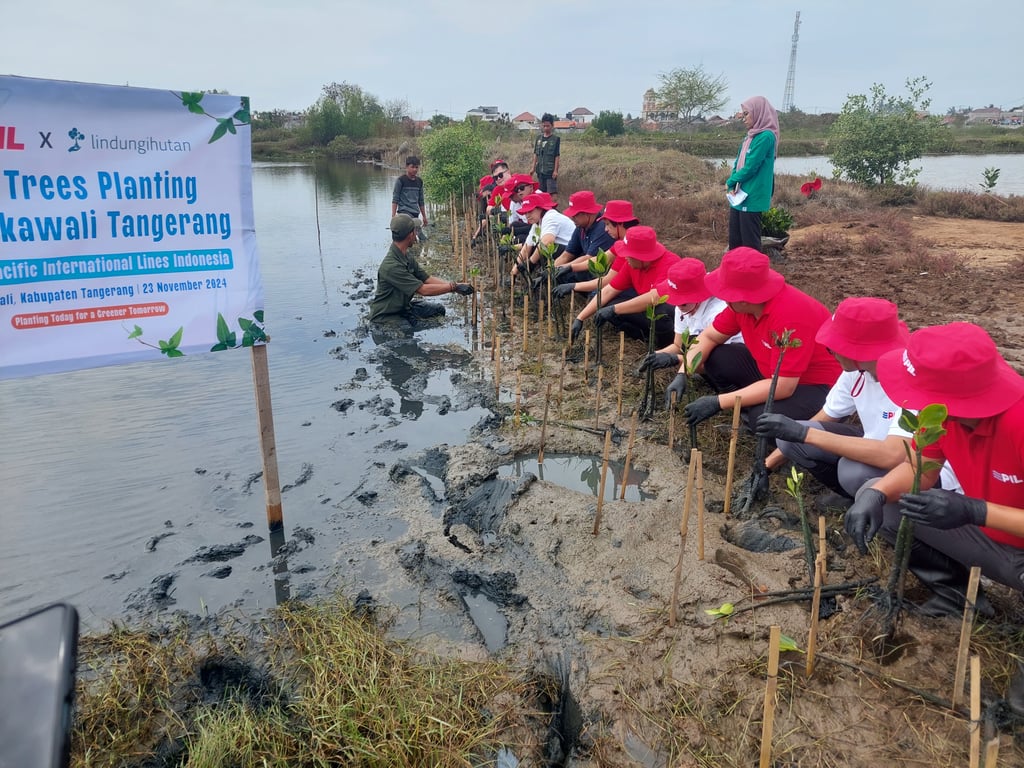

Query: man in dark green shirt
left=369, top=214, right=473, bottom=322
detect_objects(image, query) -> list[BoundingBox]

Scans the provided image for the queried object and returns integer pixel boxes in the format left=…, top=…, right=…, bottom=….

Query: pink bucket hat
left=815, top=297, right=910, bottom=362
left=656, top=258, right=712, bottom=305
left=563, top=190, right=603, bottom=217
left=616, top=226, right=668, bottom=263
left=703, top=247, right=785, bottom=303
left=598, top=199, right=638, bottom=224
left=518, top=191, right=556, bottom=214
left=876, top=322, right=1024, bottom=418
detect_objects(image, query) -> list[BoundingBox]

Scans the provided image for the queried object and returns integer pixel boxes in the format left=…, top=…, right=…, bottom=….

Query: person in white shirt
left=636, top=258, right=742, bottom=406
left=510, top=191, right=575, bottom=277
left=755, top=297, right=960, bottom=510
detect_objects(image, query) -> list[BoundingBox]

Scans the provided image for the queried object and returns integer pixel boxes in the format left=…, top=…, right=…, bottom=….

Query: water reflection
left=313, top=158, right=377, bottom=203
left=498, top=454, right=654, bottom=502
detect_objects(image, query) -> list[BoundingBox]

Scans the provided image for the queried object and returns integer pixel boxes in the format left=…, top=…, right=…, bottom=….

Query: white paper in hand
left=726, top=189, right=748, bottom=207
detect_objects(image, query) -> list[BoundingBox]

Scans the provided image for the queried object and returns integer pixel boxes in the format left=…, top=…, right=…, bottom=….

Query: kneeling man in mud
left=369, top=214, right=473, bottom=323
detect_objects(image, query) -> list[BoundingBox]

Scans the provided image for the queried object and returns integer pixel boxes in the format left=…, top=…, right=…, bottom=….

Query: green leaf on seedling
left=644, top=294, right=669, bottom=321
left=778, top=634, right=804, bottom=653
left=704, top=602, right=735, bottom=620
left=128, top=325, right=143, bottom=339
left=785, top=466, right=805, bottom=500
left=771, top=328, right=802, bottom=349
left=587, top=248, right=611, bottom=278
left=687, top=350, right=703, bottom=375
left=898, top=408, right=919, bottom=433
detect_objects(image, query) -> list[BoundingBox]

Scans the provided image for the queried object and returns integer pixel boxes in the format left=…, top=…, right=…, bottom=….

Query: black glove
left=569, top=319, right=584, bottom=345
left=664, top=372, right=688, bottom=409
left=553, top=265, right=572, bottom=281
left=513, top=259, right=531, bottom=276
left=594, top=305, right=617, bottom=327
left=639, top=352, right=679, bottom=373
left=755, top=413, right=809, bottom=443
left=684, top=395, right=721, bottom=427
left=844, top=487, right=887, bottom=554
left=453, top=283, right=474, bottom=296
left=553, top=283, right=575, bottom=299
left=899, top=488, right=987, bottom=530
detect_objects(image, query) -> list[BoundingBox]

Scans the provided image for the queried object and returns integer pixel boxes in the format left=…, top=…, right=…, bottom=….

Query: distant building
left=965, top=107, right=1021, bottom=126
left=552, top=119, right=577, bottom=132
left=466, top=106, right=502, bottom=122
left=569, top=107, right=595, bottom=125
left=641, top=88, right=675, bottom=122
left=512, top=111, right=538, bottom=130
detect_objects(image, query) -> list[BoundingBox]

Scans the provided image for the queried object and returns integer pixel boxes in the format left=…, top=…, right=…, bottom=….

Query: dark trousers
left=728, top=208, right=763, bottom=251
left=538, top=174, right=558, bottom=194
left=702, top=343, right=831, bottom=429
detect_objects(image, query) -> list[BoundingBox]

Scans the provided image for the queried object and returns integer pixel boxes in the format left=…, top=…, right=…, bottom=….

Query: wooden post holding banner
left=953, top=566, right=983, bottom=708
left=759, top=625, right=781, bottom=768
left=593, top=429, right=613, bottom=536
left=669, top=449, right=698, bottom=627
left=251, top=344, right=284, bottom=531
left=722, top=396, right=743, bottom=517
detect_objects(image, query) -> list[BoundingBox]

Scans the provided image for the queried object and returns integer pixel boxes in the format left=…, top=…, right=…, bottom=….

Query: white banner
left=0, top=76, right=264, bottom=379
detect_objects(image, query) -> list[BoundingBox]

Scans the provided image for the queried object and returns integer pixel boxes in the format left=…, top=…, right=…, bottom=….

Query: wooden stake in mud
left=251, top=344, right=285, bottom=532
left=619, top=411, right=639, bottom=500
left=668, top=391, right=677, bottom=451
left=953, top=566, right=983, bottom=708
left=471, top=276, right=478, bottom=335
left=616, top=331, right=625, bottom=418
left=593, top=429, right=613, bottom=536
left=818, top=516, right=827, bottom=577
left=583, top=329, right=591, bottom=375
left=669, top=449, right=699, bottom=627
left=970, top=655, right=981, bottom=768
left=722, top=395, right=743, bottom=517
left=569, top=290, right=576, bottom=335
left=696, top=450, right=706, bottom=561
left=759, top=625, right=782, bottom=768
left=490, top=307, right=497, bottom=362
left=538, top=382, right=553, bottom=465
left=806, top=556, right=824, bottom=677
left=522, top=291, right=529, bottom=355
left=510, top=273, right=516, bottom=325
left=594, top=364, right=603, bottom=430
left=514, top=370, right=522, bottom=426
left=494, top=335, right=502, bottom=401
left=558, top=348, right=567, bottom=415
left=985, top=736, right=1000, bottom=767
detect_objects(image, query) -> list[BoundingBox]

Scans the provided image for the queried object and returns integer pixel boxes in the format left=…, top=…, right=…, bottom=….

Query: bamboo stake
left=953, top=566, right=983, bottom=708
left=490, top=308, right=497, bottom=362
left=514, top=370, right=522, bottom=426
left=584, top=329, right=591, bottom=374
left=539, top=382, right=553, bottom=464
left=569, top=290, right=576, bottom=335
left=494, top=336, right=502, bottom=400
left=617, top=331, right=625, bottom=417
left=668, top=391, right=677, bottom=451
left=471, top=276, right=478, bottom=334
left=593, top=429, right=613, bottom=536
left=759, top=625, right=781, bottom=768
left=818, top=516, right=827, bottom=579
left=538, top=299, right=545, bottom=351
left=696, top=449, right=705, bottom=561
left=970, top=655, right=981, bottom=768
left=669, top=450, right=699, bottom=627
left=546, top=273, right=553, bottom=338
left=619, top=411, right=639, bottom=500
left=595, top=364, right=603, bottom=430
left=522, top=291, right=529, bottom=355
left=510, top=272, right=515, bottom=324
left=985, top=736, right=1000, bottom=767
left=722, top=395, right=743, bottom=517
left=558, top=348, right=567, bottom=415
left=806, top=556, right=824, bottom=677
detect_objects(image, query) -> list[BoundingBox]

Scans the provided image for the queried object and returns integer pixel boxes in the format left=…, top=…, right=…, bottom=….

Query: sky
left=4, top=0, right=1022, bottom=120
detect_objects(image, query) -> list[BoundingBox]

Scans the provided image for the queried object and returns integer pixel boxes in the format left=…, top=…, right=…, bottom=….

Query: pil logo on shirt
left=881, top=410, right=896, bottom=420
left=992, top=470, right=1024, bottom=485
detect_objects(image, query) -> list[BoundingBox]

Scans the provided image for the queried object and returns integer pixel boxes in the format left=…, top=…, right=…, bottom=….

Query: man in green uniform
left=369, top=214, right=473, bottom=323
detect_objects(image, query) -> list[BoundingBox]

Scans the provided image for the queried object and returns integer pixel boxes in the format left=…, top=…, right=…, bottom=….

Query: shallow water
left=0, top=160, right=487, bottom=630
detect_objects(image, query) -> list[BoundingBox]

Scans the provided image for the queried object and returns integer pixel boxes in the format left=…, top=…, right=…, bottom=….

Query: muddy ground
left=367, top=212, right=1024, bottom=766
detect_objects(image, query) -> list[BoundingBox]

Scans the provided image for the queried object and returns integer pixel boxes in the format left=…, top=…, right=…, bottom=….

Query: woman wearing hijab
left=726, top=96, right=779, bottom=250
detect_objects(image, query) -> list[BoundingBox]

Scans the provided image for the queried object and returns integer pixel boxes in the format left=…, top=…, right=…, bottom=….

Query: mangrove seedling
left=586, top=248, right=612, bottom=359
left=882, top=403, right=948, bottom=638
left=980, top=166, right=1000, bottom=193
left=704, top=602, right=735, bottom=622
left=680, top=330, right=702, bottom=451
left=783, top=466, right=817, bottom=586
left=638, top=294, right=669, bottom=420
left=736, top=329, right=802, bottom=516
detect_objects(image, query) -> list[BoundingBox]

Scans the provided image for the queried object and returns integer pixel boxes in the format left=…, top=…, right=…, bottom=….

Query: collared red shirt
left=609, top=251, right=678, bottom=294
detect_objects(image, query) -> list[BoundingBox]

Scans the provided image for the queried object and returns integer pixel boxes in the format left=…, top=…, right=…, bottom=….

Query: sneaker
left=813, top=491, right=853, bottom=515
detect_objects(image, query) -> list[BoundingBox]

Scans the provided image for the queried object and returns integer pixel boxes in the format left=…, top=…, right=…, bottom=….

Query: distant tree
left=654, top=66, right=728, bottom=126
left=419, top=122, right=486, bottom=207
left=252, top=109, right=291, bottom=131
left=430, top=114, right=453, bottom=129
left=383, top=98, right=410, bottom=123
left=305, top=97, right=344, bottom=145
left=591, top=110, right=625, bottom=137
left=320, top=81, right=385, bottom=140
left=827, top=76, right=945, bottom=186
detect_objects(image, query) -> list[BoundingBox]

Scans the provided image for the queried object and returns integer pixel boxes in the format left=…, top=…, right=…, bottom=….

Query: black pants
left=728, top=208, right=763, bottom=251
left=702, top=343, right=830, bottom=429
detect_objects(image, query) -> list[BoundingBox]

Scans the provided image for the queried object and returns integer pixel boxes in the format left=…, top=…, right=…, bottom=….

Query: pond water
left=0, top=160, right=489, bottom=630
left=713, top=153, right=1024, bottom=195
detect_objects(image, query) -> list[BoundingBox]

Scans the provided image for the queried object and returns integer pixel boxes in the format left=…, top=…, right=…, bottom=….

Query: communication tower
left=782, top=11, right=801, bottom=112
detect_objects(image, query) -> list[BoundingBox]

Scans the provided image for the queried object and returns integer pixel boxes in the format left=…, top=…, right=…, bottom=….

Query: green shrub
left=761, top=206, right=794, bottom=237
left=419, top=123, right=486, bottom=207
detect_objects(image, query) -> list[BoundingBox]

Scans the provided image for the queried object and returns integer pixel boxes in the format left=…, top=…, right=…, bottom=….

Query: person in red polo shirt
left=569, top=226, right=678, bottom=347
left=845, top=322, right=1024, bottom=616
left=680, top=246, right=841, bottom=430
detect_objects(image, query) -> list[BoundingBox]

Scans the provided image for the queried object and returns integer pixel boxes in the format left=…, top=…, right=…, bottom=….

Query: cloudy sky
left=4, top=0, right=1021, bottom=119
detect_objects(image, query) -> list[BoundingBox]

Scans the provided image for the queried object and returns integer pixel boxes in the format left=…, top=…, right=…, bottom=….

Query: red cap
left=703, top=247, right=785, bottom=303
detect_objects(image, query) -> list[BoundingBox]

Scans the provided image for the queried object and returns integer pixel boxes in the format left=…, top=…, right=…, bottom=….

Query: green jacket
left=369, top=243, right=429, bottom=321
left=726, top=131, right=776, bottom=213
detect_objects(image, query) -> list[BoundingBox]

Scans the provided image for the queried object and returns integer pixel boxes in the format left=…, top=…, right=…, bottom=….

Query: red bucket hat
left=518, top=191, right=556, bottom=214
left=563, top=190, right=603, bottom=217
left=656, top=258, right=712, bottom=305
left=509, top=173, right=538, bottom=192
left=479, top=174, right=494, bottom=190
left=815, top=297, right=909, bottom=362
left=598, top=199, right=638, bottom=224
left=616, top=226, right=668, bottom=262
left=703, top=247, right=785, bottom=303
left=876, top=322, right=1024, bottom=418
